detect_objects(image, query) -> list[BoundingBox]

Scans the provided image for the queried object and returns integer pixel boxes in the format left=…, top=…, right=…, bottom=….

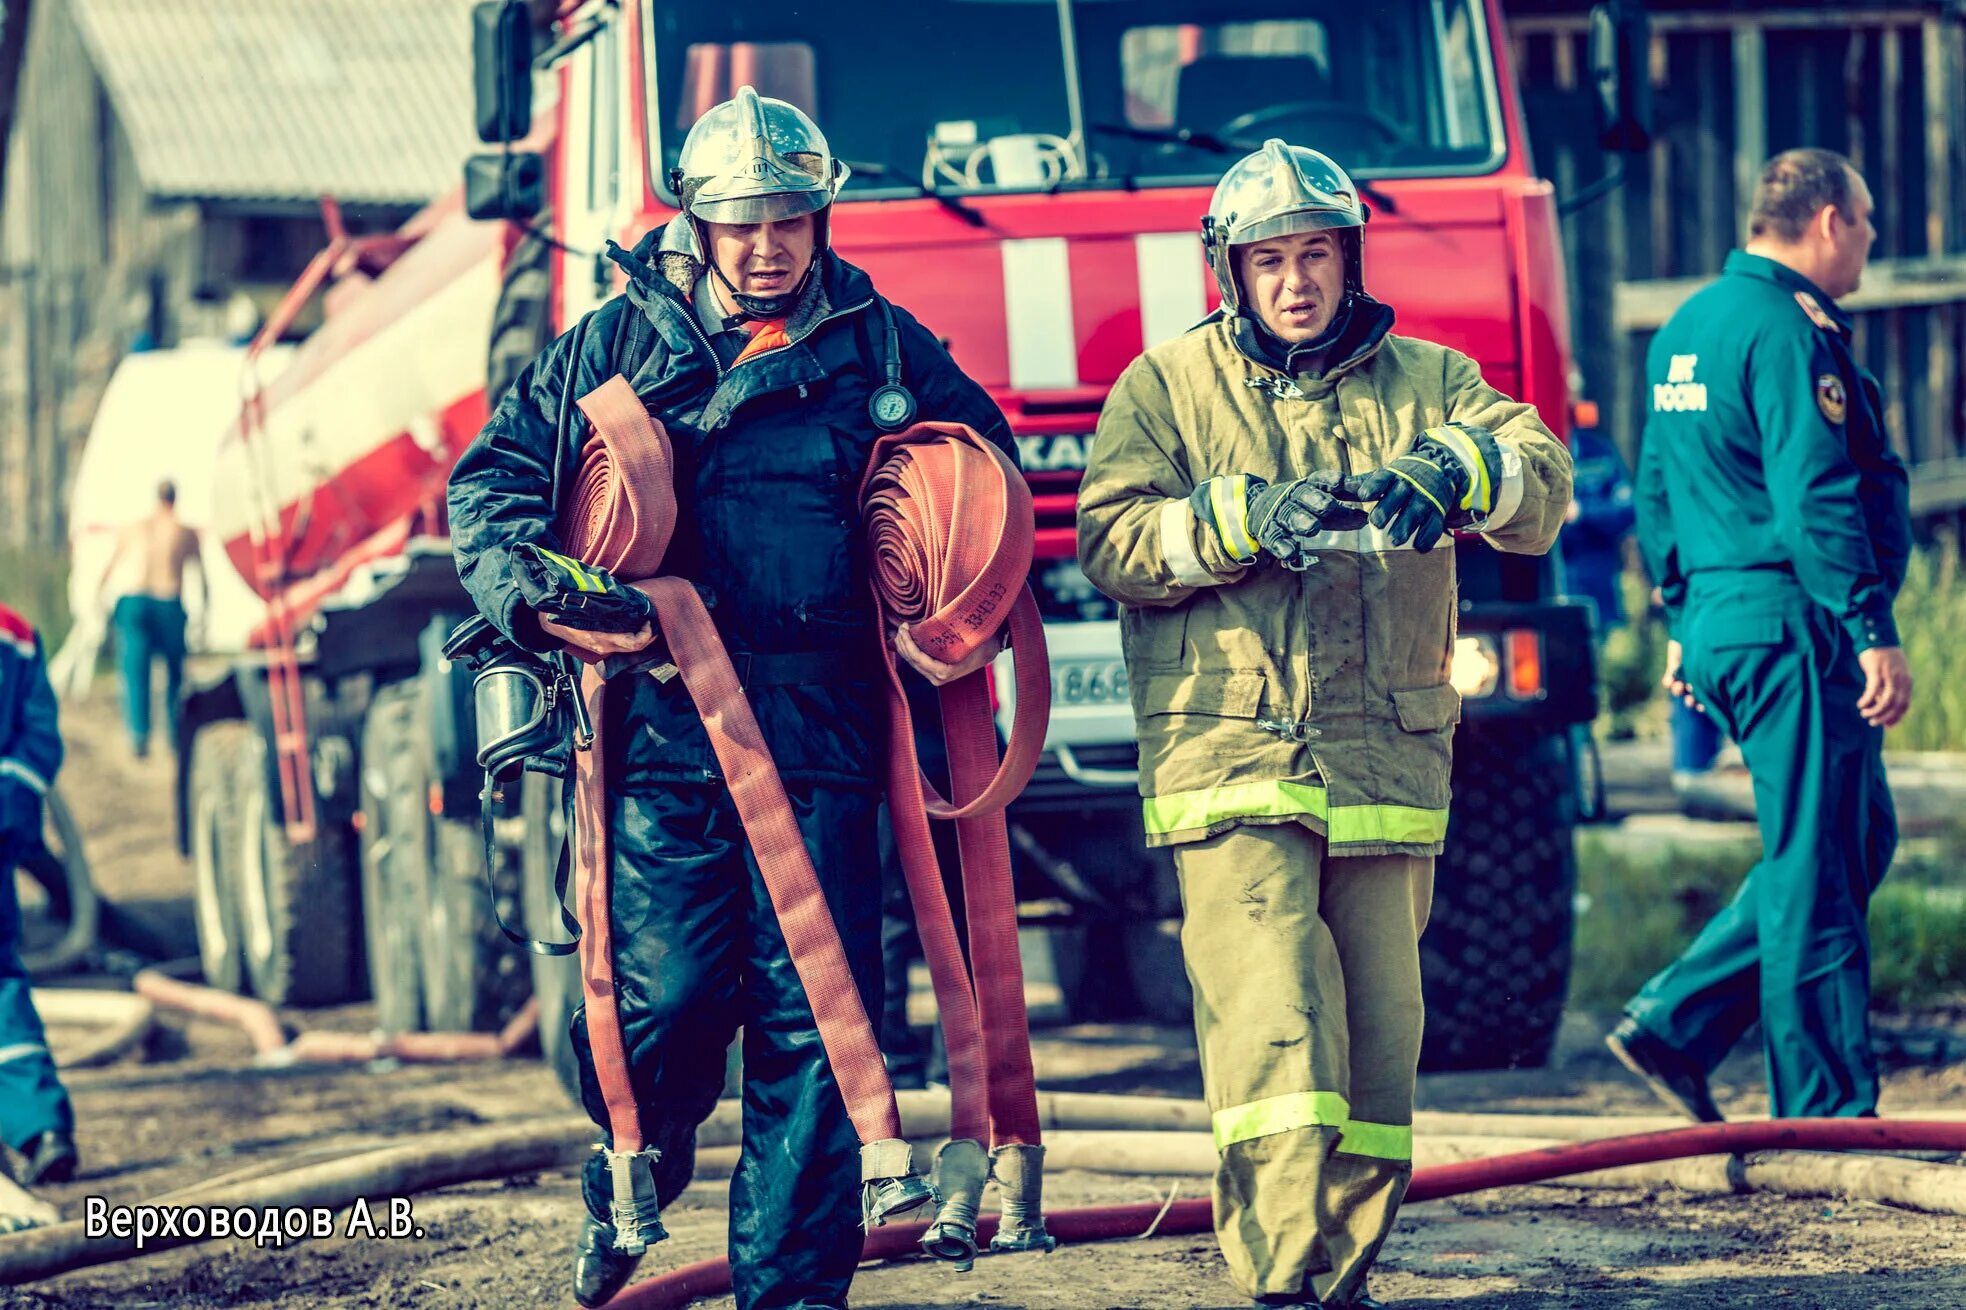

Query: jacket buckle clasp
left=1256, top=716, right=1321, bottom=743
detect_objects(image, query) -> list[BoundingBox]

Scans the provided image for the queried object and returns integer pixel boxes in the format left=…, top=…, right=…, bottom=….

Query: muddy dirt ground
left=7, top=695, right=1966, bottom=1309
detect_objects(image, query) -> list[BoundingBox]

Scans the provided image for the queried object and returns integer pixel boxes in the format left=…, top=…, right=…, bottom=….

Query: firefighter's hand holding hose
left=515, top=544, right=658, bottom=657
left=893, top=623, right=1007, bottom=687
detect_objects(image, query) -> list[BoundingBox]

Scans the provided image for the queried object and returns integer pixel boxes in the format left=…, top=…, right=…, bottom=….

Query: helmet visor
left=688, top=185, right=831, bottom=227
left=1232, top=205, right=1364, bottom=248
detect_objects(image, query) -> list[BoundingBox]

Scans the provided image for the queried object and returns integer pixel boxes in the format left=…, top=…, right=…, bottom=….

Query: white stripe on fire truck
left=1136, top=232, right=1208, bottom=349
left=211, top=257, right=502, bottom=542
left=1001, top=238, right=1080, bottom=391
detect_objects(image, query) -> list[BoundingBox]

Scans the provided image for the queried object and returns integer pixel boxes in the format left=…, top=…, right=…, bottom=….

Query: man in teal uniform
left=1612, top=148, right=1912, bottom=1121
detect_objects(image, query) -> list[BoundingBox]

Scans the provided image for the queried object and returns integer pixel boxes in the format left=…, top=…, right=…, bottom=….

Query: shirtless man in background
left=98, top=482, right=205, bottom=758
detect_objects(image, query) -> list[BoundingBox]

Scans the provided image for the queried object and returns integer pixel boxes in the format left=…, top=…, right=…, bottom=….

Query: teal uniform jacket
left=1635, top=250, right=1910, bottom=650
left=1626, top=250, right=1912, bottom=1118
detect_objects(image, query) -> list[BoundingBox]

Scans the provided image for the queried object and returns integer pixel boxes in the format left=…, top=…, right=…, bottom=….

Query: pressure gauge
left=868, top=383, right=918, bottom=432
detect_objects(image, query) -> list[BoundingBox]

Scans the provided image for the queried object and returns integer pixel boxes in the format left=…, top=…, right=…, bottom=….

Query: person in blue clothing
left=1613, top=148, right=1912, bottom=1122
left=0, top=603, right=78, bottom=1188
left=1560, top=409, right=1636, bottom=634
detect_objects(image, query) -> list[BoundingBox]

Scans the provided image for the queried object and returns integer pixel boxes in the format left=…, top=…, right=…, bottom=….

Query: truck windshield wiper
left=1088, top=123, right=1403, bottom=218
left=840, top=160, right=990, bottom=229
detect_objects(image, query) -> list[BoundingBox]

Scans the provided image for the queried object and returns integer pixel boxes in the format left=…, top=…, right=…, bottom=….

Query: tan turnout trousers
left=1175, top=822, right=1433, bottom=1305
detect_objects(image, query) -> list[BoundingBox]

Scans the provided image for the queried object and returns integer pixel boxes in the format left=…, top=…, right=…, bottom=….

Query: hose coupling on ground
left=921, top=1137, right=988, bottom=1271
left=599, top=1144, right=668, bottom=1255
left=989, top=1142, right=1056, bottom=1253
left=861, top=1137, right=938, bottom=1229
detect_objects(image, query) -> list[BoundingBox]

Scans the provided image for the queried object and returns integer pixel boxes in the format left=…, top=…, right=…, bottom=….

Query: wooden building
left=0, top=0, right=476, bottom=551
left=1509, top=0, right=1966, bottom=515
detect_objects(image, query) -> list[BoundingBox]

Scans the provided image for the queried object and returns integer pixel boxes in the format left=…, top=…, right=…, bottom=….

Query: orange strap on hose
left=558, top=382, right=1048, bottom=1163
left=560, top=378, right=901, bottom=1154
left=861, top=424, right=1051, bottom=1146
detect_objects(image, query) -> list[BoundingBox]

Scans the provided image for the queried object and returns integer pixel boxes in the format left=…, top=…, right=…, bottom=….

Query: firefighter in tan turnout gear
left=1078, top=142, right=1572, bottom=1308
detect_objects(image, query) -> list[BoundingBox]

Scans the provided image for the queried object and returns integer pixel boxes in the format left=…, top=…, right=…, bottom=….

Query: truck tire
left=189, top=722, right=252, bottom=993
left=419, top=812, right=532, bottom=1033
left=521, top=772, right=583, bottom=1102
left=234, top=731, right=364, bottom=1006
left=359, top=684, right=427, bottom=1033
left=487, top=217, right=555, bottom=410
left=1420, top=725, right=1578, bottom=1072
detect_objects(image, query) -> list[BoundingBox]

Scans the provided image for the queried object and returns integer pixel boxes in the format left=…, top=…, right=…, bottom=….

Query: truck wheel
left=487, top=217, right=555, bottom=409
left=1420, top=725, right=1578, bottom=1072
left=189, top=722, right=251, bottom=992
left=359, top=684, right=426, bottom=1032
left=235, top=732, right=364, bottom=1006
left=419, top=812, right=532, bottom=1033
left=521, top=773, right=583, bottom=1102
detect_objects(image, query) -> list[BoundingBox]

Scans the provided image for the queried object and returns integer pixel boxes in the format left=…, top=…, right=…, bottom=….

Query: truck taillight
left=1506, top=629, right=1545, bottom=700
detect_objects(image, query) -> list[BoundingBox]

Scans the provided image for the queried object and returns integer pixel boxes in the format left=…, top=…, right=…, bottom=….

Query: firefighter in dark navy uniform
left=1613, top=148, right=1912, bottom=1122
left=448, top=88, right=1014, bottom=1309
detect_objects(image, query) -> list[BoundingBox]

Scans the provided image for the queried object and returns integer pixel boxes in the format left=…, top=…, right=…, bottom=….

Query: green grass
left=0, top=545, right=70, bottom=651
left=1884, top=546, right=1966, bottom=751
left=1594, top=545, right=1966, bottom=751
left=1572, top=829, right=1966, bottom=1013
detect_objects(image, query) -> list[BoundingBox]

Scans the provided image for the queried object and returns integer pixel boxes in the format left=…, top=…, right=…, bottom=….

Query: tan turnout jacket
left=1078, top=314, right=1573, bottom=855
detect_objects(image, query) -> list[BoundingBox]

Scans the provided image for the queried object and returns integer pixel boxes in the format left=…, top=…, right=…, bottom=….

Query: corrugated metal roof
left=70, top=0, right=481, bottom=205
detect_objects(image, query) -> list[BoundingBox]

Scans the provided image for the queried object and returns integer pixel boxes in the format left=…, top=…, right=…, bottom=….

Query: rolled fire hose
left=861, top=423, right=1052, bottom=1264
left=19, top=790, right=97, bottom=979
left=553, top=381, right=1049, bottom=1257
left=2, top=1096, right=1961, bottom=1285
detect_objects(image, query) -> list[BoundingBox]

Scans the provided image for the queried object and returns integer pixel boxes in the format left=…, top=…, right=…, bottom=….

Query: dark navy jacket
left=448, top=228, right=1014, bottom=790
left=0, top=605, right=61, bottom=835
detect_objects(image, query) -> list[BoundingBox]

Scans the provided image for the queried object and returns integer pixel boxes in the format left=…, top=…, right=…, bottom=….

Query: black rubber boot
left=1605, top=1017, right=1724, bottom=1123
left=572, top=1215, right=645, bottom=1308
left=20, top=1130, right=76, bottom=1185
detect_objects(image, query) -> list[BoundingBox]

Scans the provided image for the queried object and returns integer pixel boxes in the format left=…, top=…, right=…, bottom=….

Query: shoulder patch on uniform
left=1816, top=373, right=1848, bottom=425
left=1794, top=290, right=1841, bottom=333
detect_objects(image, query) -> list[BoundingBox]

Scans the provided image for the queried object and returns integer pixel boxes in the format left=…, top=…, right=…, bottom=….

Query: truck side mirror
left=473, top=0, right=535, bottom=144
left=465, top=151, right=545, bottom=221
left=1588, top=0, right=1651, bottom=153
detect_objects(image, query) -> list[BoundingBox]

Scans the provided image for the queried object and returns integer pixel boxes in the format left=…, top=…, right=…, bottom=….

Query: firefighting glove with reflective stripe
left=512, top=544, right=656, bottom=633
left=1335, top=423, right=1505, bottom=553
left=1190, top=471, right=1370, bottom=571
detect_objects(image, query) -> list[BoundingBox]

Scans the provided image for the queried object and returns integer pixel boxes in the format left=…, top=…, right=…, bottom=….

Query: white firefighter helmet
left=667, top=85, right=847, bottom=317
left=670, top=85, right=847, bottom=234
left=1201, top=139, right=1367, bottom=315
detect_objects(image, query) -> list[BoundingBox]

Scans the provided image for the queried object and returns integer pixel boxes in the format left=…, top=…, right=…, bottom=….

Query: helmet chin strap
left=1243, top=290, right=1355, bottom=358
left=695, top=212, right=825, bottom=322
left=709, top=257, right=815, bottom=322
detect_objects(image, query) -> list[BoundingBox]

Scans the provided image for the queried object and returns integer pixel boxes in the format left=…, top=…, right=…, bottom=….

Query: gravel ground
left=6, top=695, right=1964, bottom=1309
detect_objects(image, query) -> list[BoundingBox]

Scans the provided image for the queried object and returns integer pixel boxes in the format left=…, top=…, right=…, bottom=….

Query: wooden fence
left=1510, top=4, right=1966, bottom=514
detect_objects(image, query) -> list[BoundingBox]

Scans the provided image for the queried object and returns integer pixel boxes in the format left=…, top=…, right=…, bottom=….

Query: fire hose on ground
left=1, top=1076, right=1962, bottom=1289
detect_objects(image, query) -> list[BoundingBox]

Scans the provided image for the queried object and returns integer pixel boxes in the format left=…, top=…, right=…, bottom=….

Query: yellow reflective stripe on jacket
left=1142, top=779, right=1447, bottom=846
left=538, top=548, right=597, bottom=592
left=1213, top=1090, right=1351, bottom=1150
left=1338, top=1119, right=1413, bottom=1162
left=1207, top=474, right=1258, bottom=562
left=1428, top=424, right=1492, bottom=514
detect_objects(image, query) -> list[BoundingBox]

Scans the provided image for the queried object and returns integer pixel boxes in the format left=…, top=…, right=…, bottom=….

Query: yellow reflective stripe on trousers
left=1338, top=1119, right=1413, bottom=1162
left=1213, top=1090, right=1352, bottom=1150
left=1141, top=779, right=1447, bottom=846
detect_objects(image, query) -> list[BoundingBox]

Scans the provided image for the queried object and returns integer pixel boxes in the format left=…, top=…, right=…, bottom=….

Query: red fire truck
left=177, top=0, right=1648, bottom=1086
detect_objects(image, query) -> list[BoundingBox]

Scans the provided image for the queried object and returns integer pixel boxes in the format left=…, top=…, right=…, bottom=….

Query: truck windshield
left=644, top=0, right=1501, bottom=197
